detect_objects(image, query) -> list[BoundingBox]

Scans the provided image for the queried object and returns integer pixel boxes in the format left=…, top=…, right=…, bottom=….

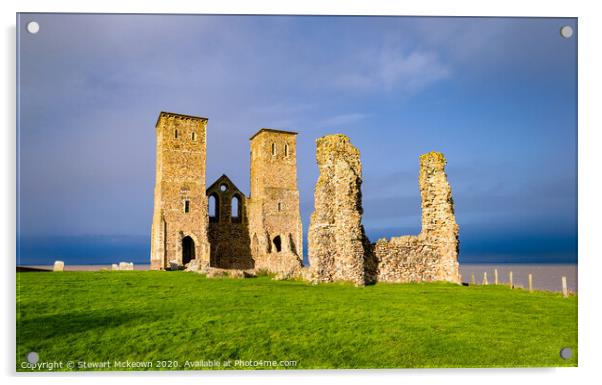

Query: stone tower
left=247, top=129, right=303, bottom=273
left=150, top=112, right=210, bottom=270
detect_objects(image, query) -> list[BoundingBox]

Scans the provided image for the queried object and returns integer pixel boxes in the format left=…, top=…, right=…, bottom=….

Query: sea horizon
left=16, top=234, right=577, bottom=266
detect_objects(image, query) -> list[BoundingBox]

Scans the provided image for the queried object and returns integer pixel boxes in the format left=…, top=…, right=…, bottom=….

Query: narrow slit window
left=284, top=144, right=289, bottom=157
left=192, top=132, right=196, bottom=141
left=184, top=200, right=190, bottom=213
left=271, top=143, right=276, bottom=156
left=175, top=129, right=178, bottom=138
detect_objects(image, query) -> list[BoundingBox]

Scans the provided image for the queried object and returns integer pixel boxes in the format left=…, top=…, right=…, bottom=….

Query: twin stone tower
left=150, top=111, right=460, bottom=286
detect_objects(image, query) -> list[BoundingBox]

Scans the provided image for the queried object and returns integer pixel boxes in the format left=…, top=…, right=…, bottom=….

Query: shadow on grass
left=16, top=267, right=52, bottom=272
left=18, top=309, right=147, bottom=340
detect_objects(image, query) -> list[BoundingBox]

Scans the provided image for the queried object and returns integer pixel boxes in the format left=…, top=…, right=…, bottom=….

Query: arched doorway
left=182, top=236, right=195, bottom=265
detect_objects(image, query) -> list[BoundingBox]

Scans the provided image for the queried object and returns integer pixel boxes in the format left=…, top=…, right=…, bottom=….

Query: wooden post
left=494, top=269, right=498, bottom=285
left=562, top=276, right=568, bottom=298
left=528, top=273, right=533, bottom=292
left=483, top=272, right=488, bottom=285
left=509, top=271, right=513, bottom=288
left=471, top=273, right=475, bottom=285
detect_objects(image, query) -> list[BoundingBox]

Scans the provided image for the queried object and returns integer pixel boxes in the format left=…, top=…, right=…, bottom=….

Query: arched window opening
left=273, top=235, right=282, bottom=253
left=271, top=142, right=276, bottom=156
left=209, top=194, right=219, bottom=222
left=231, top=195, right=242, bottom=222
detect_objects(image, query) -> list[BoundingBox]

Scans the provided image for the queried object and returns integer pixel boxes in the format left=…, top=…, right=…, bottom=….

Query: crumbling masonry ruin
left=150, top=112, right=459, bottom=285
left=307, top=135, right=374, bottom=286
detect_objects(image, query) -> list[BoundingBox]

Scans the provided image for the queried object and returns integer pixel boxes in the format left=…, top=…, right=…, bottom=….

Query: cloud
left=17, top=14, right=576, bottom=244
left=248, top=102, right=315, bottom=116
left=413, top=18, right=508, bottom=63
left=317, top=113, right=369, bottom=127
left=335, top=48, right=450, bottom=92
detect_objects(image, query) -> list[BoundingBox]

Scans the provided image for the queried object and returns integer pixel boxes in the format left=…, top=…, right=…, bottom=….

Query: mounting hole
left=26, top=21, right=40, bottom=34
left=560, top=347, right=573, bottom=360
left=560, top=25, right=573, bottom=39
left=26, top=351, right=39, bottom=364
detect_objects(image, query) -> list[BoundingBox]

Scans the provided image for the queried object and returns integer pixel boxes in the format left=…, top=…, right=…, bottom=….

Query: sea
left=17, top=262, right=577, bottom=294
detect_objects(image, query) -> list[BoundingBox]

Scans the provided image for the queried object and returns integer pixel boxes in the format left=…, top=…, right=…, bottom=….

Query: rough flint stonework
left=374, top=152, right=460, bottom=283
left=150, top=112, right=210, bottom=270
left=206, top=175, right=252, bottom=269
left=307, top=135, right=373, bottom=286
left=418, top=151, right=460, bottom=282
left=246, top=129, right=304, bottom=276
left=307, top=138, right=459, bottom=285
left=150, top=111, right=459, bottom=285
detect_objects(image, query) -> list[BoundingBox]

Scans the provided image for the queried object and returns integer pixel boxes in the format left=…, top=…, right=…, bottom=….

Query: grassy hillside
left=16, top=271, right=577, bottom=370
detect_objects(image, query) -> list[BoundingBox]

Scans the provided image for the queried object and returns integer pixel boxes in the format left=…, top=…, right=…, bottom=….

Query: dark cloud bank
left=17, top=15, right=577, bottom=265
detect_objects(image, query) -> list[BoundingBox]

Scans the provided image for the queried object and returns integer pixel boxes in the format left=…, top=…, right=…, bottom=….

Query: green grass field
left=16, top=271, right=577, bottom=370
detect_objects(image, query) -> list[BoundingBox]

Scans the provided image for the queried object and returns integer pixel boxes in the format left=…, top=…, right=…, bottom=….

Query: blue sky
left=17, top=14, right=577, bottom=264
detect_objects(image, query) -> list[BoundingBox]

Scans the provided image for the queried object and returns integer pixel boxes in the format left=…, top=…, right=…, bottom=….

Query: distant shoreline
left=16, top=262, right=577, bottom=293
left=459, top=263, right=577, bottom=293
left=17, top=264, right=151, bottom=272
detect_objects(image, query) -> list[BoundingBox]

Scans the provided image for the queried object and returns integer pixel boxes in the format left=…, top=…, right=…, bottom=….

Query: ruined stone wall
left=307, top=134, right=372, bottom=286
left=148, top=112, right=458, bottom=283
left=417, top=152, right=459, bottom=282
left=247, top=129, right=304, bottom=274
left=374, top=236, right=439, bottom=282
left=374, top=152, right=459, bottom=283
left=206, top=175, right=253, bottom=269
left=150, top=112, right=210, bottom=270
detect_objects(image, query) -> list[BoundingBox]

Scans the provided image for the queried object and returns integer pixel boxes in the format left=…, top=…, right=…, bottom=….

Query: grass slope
left=16, top=271, right=577, bottom=370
